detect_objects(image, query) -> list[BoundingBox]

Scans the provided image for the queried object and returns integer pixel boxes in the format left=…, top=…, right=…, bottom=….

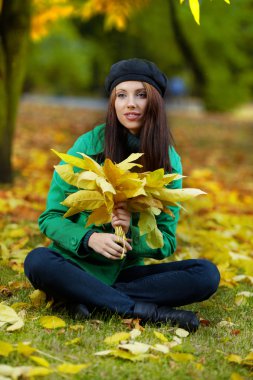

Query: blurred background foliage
left=25, top=0, right=253, bottom=111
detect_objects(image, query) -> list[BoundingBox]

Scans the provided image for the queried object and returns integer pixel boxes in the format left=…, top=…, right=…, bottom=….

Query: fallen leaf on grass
left=65, top=338, right=81, bottom=346
left=39, top=316, right=66, bottom=329
left=17, top=342, right=37, bottom=357
left=153, top=331, right=168, bottom=342
left=129, top=328, right=141, bottom=339
left=30, top=356, right=50, bottom=367
left=200, top=318, right=211, bottom=327
left=118, top=342, right=151, bottom=355
left=0, top=364, right=31, bottom=378
left=152, top=344, right=169, bottom=354
left=57, top=363, right=90, bottom=374
left=0, top=303, right=24, bottom=331
left=27, top=366, right=53, bottom=377
left=226, top=354, right=242, bottom=364
left=29, top=290, right=47, bottom=308
left=217, top=320, right=235, bottom=327
left=169, top=352, right=195, bottom=362
left=104, top=332, right=130, bottom=344
left=69, top=324, right=84, bottom=331
left=0, top=341, right=14, bottom=357
left=235, top=291, right=253, bottom=306
left=175, top=328, right=189, bottom=338
left=231, top=329, right=241, bottom=336
left=230, top=373, right=245, bottom=380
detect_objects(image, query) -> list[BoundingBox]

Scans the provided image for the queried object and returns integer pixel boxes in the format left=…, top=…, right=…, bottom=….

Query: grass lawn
left=0, top=103, right=253, bottom=379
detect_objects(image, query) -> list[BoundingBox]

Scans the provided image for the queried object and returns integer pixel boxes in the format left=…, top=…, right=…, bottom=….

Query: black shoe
left=133, top=302, right=199, bottom=332
left=68, top=303, right=90, bottom=320
left=156, top=306, right=199, bottom=332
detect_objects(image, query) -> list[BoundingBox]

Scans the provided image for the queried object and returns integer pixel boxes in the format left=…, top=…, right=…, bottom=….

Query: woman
left=24, top=58, right=220, bottom=332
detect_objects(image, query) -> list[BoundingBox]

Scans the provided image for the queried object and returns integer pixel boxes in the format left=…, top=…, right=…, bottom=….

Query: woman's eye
left=138, top=92, right=147, bottom=98
left=116, top=93, right=126, bottom=98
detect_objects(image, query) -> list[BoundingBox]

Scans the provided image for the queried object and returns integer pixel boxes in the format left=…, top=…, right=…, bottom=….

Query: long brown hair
left=104, top=82, right=174, bottom=172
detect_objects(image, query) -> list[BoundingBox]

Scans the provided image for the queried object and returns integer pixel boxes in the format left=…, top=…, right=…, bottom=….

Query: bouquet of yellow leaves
left=53, top=150, right=205, bottom=253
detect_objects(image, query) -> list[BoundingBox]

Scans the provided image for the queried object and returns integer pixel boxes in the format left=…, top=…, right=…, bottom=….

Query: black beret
left=105, top=58, right=168, bottom=97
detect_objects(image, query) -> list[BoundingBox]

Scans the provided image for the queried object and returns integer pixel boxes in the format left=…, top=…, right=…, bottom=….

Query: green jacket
left=39, top=124, right=182, bottom=285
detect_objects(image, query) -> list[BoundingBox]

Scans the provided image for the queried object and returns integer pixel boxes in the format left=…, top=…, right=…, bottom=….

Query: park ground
left=0, top=101, right=253, bottom=379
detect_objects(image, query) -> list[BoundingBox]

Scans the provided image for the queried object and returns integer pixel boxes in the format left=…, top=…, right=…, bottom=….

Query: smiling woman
left=24, top=58, right=220, bottom=332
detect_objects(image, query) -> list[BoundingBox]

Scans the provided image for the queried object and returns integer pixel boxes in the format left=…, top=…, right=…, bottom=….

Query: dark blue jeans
left=24, top=248, right=220, bottom=315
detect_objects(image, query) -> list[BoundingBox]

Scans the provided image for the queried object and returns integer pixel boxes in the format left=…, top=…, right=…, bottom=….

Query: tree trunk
left=167, top=0, right=206, bottom=95
left=0, top=0, right=31, bottom=183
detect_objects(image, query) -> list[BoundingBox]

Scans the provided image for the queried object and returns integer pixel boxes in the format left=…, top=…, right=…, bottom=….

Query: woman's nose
left=127, top=95, right=136, bottom=108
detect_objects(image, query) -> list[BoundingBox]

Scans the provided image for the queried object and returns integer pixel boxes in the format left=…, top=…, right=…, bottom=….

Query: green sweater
left=38, top=124, right=183, bottom=285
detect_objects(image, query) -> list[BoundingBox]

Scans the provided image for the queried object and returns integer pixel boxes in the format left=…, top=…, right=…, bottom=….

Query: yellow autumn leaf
left=163, top=173, right=183, bottom=185
left=30, top=355, right=50, bottom=367
left=224, top=0, right=230, bottom=3
left=96, top=176, right=116, bottom=194
left=54, top=164, right=79, bottom=187
left=175, top=328, right=190, bottom=338
left=144, top=169, right=165, bottom=188
left=27, top=366, right=53, bottom=377
left=235, top=291, right=253, bottom=306
left=189, top=0, right=200, bottom=25
left=69, top=324, right=84, bottom=331
left=29, top=289, right=47, bottom=308
left=156, top=188, right=206, bottom=204
left=52, top=149, right=89, bottom=170
left=57, top=363, right=90, bottom=374
left=116, top=153, right=143, bottom=171
left=86, top=205, right=111, bottom=227
left=103, top=158, right=124, bottom=187
left=77, top=170, right=98, bottom=190
left=0, top=364, right=31, bottom=378
left=62, top=190, right=104, bottom=209
left=0, top=341, right=14, bottom=357
left=153, top=331, right=168, bottom=342
left=226, top=354, right=242, bottom=364
left=129, top=328, right=142, bottom=340
left=111, top=349, right=154, bottom=361
left=39, top=316, right=66, bottom=329
left=118, top=342, right=151, bottom=355
left=138, top=210, right=156, bottom=235
left=169, top=352, right=195, bottom=362
left=17, top=342, right=37, bottom=357
left=152, top=344, right=169, bottom=354
left=104, top=332, right=130, bottom=345
left=65, top=337, right=81, bottom=346
left=94, top=349, right=113, bottom=356
left=0, top=303, right=20, bottom=324
left=6, top=318, right=24, bottom=332
left=230, top=373, right=245, bottom=380
left=243, top=352, right=253, bottom=365
left=146, top=227, right=164, bottom=249
left=78, top=152, right=105, bottom=176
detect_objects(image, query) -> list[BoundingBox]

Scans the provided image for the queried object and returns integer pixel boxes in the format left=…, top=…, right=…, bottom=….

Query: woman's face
left=114, top=81, right=148, bottom=135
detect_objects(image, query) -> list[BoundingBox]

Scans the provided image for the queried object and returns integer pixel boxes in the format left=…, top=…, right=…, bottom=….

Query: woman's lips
left=124, top=112, right=141, bottom=121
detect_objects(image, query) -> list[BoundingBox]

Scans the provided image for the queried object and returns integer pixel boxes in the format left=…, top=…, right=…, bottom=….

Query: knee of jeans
left=197, top=259, right=220, bottom=296
left=24, top=248, right=47, bottom=279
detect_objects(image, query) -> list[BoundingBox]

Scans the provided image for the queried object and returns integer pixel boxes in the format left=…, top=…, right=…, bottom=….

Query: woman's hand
left=88, top=232, right=132, bottom=260
left=111, top=202, right=131, bottom=234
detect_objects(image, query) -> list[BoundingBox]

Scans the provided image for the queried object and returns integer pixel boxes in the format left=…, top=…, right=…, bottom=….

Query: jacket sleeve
left=128, top=152, right=182, bottom=260
left=38, top=135, right=101, bottom=257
